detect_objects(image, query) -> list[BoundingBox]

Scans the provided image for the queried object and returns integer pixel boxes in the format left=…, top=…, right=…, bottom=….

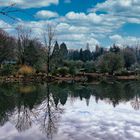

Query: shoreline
left=0, top=73, right=139, bottom=84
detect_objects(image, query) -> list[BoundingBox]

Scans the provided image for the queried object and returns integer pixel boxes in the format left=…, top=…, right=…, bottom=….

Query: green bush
left=0, top=64, right=16, bottom=76
left=115, top=69, right=135, bottom=76
left=84, top=61, right=96, bottom=73
left=69, top=67, right=77, bottom=76
left=97, top=53, right=124, bottom=75
left=57, top=67, right=69, bottom=77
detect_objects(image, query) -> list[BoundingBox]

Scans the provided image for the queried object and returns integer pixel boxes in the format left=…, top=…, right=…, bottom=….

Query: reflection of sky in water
left=0, top=97, right=140, bottom=140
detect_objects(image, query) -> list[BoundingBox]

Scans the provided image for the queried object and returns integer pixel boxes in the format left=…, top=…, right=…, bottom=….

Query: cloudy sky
left=0, top=0, right=140, bottom=50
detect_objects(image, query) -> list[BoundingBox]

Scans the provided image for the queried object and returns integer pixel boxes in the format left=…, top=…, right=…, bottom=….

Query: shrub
left=18, top=65, right=35, bottom=76
left=57, top=67, right=69, bottom=77
left=0, top=64, right=17, bottom=76
left=97, top=53, right=124, bottom=75
left=69, top=67, right=77, bottom=77
left=84, top=61, right=96, bottom=73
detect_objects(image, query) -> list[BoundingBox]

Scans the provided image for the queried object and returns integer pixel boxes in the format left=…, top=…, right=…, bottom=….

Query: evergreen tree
left=79, top=48, right=83, bottom=61
left=110, top=44, right=120, bottom=53
left=59, top=43, right=68, bottom=60
left=82, top=44, right=92, bottom=62
left=51, top=41, right=60, bottom=70
left=51, top=41, right=60, bottom=63
left=24, top=39, right=40, bottom=66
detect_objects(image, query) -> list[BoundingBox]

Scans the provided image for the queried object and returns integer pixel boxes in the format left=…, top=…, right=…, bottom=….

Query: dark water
left=0, top=82, right=140, bottom=140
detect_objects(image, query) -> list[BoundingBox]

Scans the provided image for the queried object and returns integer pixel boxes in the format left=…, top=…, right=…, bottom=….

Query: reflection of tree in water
left=15, top=106, right=32, bottom=132
left=11, top=85, right=39, bottom=132
left=0, top=84, right=16, bottom=126
left=129, top=82, right=140, bottom=110
left=39, top=83, right=63, bottom=139
left=131, top=94, right=140, bottom=110
left=9, top=83, right=63, bottom=139
left=0, top=81, right=140, bottom=139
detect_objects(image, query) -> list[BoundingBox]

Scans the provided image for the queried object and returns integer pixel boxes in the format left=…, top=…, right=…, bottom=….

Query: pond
left=0, top=81, right=140, bottom=140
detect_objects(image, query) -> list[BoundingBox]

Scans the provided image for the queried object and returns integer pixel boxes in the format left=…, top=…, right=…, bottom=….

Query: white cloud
left=66, top=12, right=102, bottom=24
left=0, top=20, right=11, bottom=29
left=1, top=0, right=140, bottom=49
left=35, top=10, right=59, bottom=19
left=0, top=0, right=59, bottom=8
left=90, top=0, right=140, bottom=24
left=110, top=34, right=140, bottom=46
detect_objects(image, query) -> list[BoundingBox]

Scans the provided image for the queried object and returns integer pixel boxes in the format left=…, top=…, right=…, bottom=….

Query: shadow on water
left=0, top=81, right=140, bottom=139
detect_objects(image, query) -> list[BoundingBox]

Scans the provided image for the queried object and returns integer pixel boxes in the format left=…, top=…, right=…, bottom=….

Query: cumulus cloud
left=35, top=10, right=59, bottom=19
left=0, top=0, right=59, bottom=8
left=0, top=20, right=11, bottom=29
left=66, top=12, right=102, bottom=24
left=1, top=0, right=140, bottom=49
left=110, top=34, right=140, bottom=46
left=90, top=0, right=140, bottom=24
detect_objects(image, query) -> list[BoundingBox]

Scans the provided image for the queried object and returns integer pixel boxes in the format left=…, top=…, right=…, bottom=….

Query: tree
left=82, top=44, right=92, bottom=62
left=43, top=24, right=55, bottom=76
left=123, top=47, right=136, bottom=70
left=72, top=50, right=80, bottom=60
left=84, top=61, right=96, bottom=73
left=98, top=53, right=124, bottom=75
left=59, top=43, right=68, bottom=61
left=16, top=26, right=31, bottom=65
left=51, top=41, right=60, bottom=66
left=79, top=48, right=83, bottom=61
left=24, top=39, right=42, bottom=67
left=94, top=45, right=104, bottom=60
left=0, top=29, right=16, bottom=63
left=110, top=44, right=120, bottom=53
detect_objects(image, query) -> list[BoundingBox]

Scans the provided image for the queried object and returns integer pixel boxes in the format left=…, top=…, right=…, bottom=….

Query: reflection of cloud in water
left=57, top=97, right=140, bottom=140
left=0, top=97, right=140, bottom=140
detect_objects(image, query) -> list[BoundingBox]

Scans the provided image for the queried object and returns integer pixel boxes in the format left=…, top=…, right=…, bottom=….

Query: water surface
left=0, top=82, right=140, bottom=140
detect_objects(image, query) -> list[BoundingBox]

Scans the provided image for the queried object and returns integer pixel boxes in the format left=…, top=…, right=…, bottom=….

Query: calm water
left=0, top=82, right=140, bottom=140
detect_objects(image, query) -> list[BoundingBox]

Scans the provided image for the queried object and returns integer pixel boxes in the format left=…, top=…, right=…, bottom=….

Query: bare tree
left=16, top=25, right=32, bottom=65
left=0, top=29, right=16, bottom=63
left=43, top=24, right=55, bottom=76
left=40, top=83, right=63, bottom=139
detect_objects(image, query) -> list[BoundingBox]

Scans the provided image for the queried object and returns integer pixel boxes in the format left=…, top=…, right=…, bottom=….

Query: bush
left=97, top=53, right=124, bottom=75
left=18, top=65, right=35, bottom=76
left=0, top=64, right=17, bottom=76
left=69, top=67, right=77, bottom=76
left=115, top=69, right=135, bottom=76
left=84, top=61, right=96, bottom=73
left=57, top=67, right=69, bottom=77
left=64, top=60, right=83, bottom=70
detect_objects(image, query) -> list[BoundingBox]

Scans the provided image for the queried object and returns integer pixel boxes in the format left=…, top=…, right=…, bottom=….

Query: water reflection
left=0, top=81, right=140, bottom=139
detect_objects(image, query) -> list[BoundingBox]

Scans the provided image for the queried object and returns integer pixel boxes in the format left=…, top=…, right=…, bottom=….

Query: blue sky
left=0, top=0, right=140, bottom=50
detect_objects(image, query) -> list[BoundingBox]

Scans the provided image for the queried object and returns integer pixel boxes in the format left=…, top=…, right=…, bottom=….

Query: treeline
left=0, top=28, right=140, bottom=76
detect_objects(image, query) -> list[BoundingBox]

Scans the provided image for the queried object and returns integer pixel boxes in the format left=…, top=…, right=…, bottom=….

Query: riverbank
left=0, top=73, right=140, bottom=84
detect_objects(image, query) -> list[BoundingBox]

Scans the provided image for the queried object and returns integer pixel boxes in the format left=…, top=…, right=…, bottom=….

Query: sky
left=0, top=0, right=140, bottom=50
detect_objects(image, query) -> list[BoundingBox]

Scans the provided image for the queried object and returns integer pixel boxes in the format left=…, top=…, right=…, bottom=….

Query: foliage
left=57, top=67, right=69, bottom=77
left=123, top=47, right=136, bottom=69
left=0, top=30, right=16, bottom=63
left=97, top=53, right=124, bottom=75
left=0, top=64, right=17, bottom=76
left=1, top=28, right=140, bottom=77
left=24, top=39, right=42, bottom=66
left=59, top=43, right=68, bottom=61
left=18, top=65, right=35, bottom=76
left=109, top=44, right=120, bottom=53
left=83, top=61, right=96, bottom=73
